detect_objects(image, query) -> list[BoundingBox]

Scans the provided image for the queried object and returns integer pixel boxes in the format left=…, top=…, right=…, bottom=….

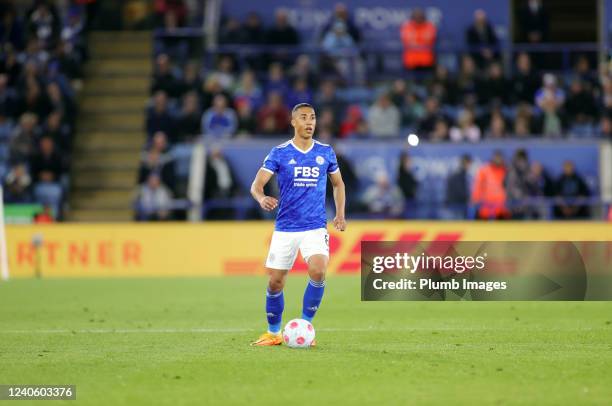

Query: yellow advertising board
left=4, top=221, right=612, bottom=278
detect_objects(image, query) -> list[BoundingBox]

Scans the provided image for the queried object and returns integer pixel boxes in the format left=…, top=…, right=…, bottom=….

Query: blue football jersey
left=261, top=140, right=339, bottom=232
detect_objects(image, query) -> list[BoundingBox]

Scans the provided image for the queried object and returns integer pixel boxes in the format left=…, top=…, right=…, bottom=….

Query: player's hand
left=333, top=216, right=346, bottom=231
left=259, top=196, right=278, bottom=211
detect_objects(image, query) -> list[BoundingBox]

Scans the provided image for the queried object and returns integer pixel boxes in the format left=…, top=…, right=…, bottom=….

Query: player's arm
left=329, top=170, right=347, bottom=231
left=250, top=169, right=278, bottom=211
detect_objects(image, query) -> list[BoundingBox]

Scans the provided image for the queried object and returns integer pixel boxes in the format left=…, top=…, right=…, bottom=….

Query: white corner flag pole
left=0, top=187, right=9, bottom=281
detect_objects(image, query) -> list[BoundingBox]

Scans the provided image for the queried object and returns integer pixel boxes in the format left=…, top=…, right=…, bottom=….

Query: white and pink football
left=282, top=319, right=315, bottom=348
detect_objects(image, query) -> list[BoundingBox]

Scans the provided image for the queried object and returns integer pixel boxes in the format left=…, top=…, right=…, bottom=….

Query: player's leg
left=265, top=267, right=287, bottom=334
left=252, top=231, right=300, bottom=346
left=299, top=228, right=330, bottom=323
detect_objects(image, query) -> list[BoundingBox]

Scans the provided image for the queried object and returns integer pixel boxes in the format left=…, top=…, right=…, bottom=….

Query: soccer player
left=250, top=103, right=346, bottom=346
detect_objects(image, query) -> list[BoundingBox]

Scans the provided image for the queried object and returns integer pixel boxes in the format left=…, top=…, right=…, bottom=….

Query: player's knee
left=309, top=266, right=326, bottom=282
left=268, top=276, right=285, bottom=292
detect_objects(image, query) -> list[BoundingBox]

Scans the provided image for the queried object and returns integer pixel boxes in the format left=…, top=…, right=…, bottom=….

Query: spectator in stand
left=389, top=79, right=407, bottom=107
left=26, top=0, right=61, bottom=50
left=536, top=96, right=564, bottom=137
left=321, top=3, right=361, bottom=44
left=0, top=111, right=13, bottom=141
left=400, top=92, right=425, bottom=128
left=450, top=109, right=481, bottom=142
left=518, top=0, right=549, bottom=44
left=264, top=62, right=289, bottom=100
left=426, top=65, right=458, bottom=105
left=151, top=53, right=179, bottom=97
left=456, top=54, right=478, bottom=102
left=400, top=8, right=437, bottom=71
left=511, top=52, right=540, bottom=104
left=176, top=91, right=201, bottom=142
left=200, top=74, right=231, bottom=112
left=219, top=17, right=244, bottom=45
left=286, top=78, right=313, bottom=108
left=367, top=93, right=400, bottom=137
left=209, top=56, right=235, bottom=91
left=418, top=97, right=446, bottom=136
left=16, top=79, right=48, bottom=119
left=3, top=163, right=32, bottom=202
left=596, top=115, right=612, bottom=139
left=177, top=61, right=202, bottom=98
left=514, top=102, right=537, bottom=135
left=139, top=131, right=175, bottom=190
left=526, top=161, right=555, bottom=218
left=44, top=110, right=71, bottom=152
left=46, top=81, right=74, bottom=122
left=398, top=152, right=418, bottom=203
left=362, top=172, right=404, bottom=217
left=241, top=12, right=266, bottom=70
left=326, top=144, right=358, bottom=214
left=235, top=98, right=257, bottom=135
left=318, top=107, right=337, bottom=136
left=53, top=40, right=83, bottom=91
left=29, top=136, right=64, bottom=183
left=0, top=4, right=25, bottom=51
left=430, top=118, right=450, bottom=142
left=315, top=80, right=345, bottom=120
left=535, top=73, right=565, bottom=110
left=234, top=70, right=264, bottom=111
left=339, top=105, right=363, bottom=138
left=9, top=112, right=39, bottom=163
left=288, top=54, right=318, bottom=89
left=2, top=54, right=21, bottom=91
left=573, top=55, right=598, bottom=90
left=477, top=62, right=507, bottom=106
left=505, top=149, right=531, bottom=219
left=554, top=160, right=591, bottom=219
left=321, top=21, right=361, bottom=82
left=256, top=91, right=289, bottom=135
left=154, top=0, right=187, bottom=28
left=136, top=173, right=173, bottom=221
left=601, top=76, right=612, bottom=117
left=242, top=12, right=265, bottom=45
left=445, top=154, right=472, bottom=219
left=564, top=79, right=597, bottom=135
left=201, top=94, right=237, bottom=139
left=146, top=90, right=175, bottom=139
left=466, top=9, right=499, bottom=69
left=485, top=110, right=508, bottom=139
left=266, top=9, right=300, bottom=46
left=204, top=145, right=238, bottom=220
left=471, top=150, right=509, bottom=220
left=0, top=74, right=18, bottom=118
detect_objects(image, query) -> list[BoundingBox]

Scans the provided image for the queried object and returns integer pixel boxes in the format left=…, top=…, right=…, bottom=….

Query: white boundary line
left=0, top=326, right=598, bottom=334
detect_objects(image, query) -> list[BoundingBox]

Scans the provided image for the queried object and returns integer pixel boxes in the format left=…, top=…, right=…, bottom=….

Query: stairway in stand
left=69, top=31, right=151, bottom=222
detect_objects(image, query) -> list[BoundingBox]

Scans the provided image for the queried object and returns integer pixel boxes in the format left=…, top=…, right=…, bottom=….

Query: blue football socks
left=266, top=288, right=284, bottom=333
left=302, top=278, right=325, bottom=322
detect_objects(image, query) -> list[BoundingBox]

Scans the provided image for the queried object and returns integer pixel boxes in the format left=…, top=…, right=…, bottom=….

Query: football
left=283, top=319, right=315, bottom=348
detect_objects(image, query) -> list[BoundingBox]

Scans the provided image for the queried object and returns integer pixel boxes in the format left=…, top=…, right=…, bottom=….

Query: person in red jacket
left=471, top=150, right=510, bottom=219
left=400, top=8, right=437, bottom=71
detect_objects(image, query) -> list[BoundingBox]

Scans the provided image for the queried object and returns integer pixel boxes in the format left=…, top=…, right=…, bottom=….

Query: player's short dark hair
left=291, top=103, right=315, bottom=116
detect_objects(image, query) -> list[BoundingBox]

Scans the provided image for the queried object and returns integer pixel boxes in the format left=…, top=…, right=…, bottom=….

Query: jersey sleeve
left=261, top=148, right=279, bottom=173
left=327, top=148, right=339, bottom=174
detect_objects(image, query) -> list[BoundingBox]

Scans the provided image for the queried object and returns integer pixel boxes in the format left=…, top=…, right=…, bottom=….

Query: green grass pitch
left=1, top=276, right=611, bottom=405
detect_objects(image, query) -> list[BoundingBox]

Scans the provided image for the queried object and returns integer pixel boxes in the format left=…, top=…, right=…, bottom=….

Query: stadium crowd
left=139, top=2, right=601, bottom=221
left=0, top=0, right=88, bottom=220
